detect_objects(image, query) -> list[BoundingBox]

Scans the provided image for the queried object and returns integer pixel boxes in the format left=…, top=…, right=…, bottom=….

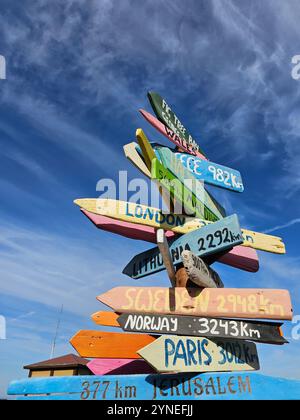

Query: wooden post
left=156, top=229, right=176, bottom=286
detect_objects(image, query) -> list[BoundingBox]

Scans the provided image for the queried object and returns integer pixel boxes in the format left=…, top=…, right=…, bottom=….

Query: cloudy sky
left=1, top=0, right=300, bottom=397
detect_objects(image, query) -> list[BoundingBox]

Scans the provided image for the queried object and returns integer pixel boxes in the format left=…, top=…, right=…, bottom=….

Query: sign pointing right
left=138, top=335, right=260, bottom=373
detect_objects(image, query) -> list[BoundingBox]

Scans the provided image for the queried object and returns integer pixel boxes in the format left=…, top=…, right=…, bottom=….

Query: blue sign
left=123, top=214, right=243, bottom=279
left=154, top=146, right=244, bottom=193
left=7, top=372, right=300, bottom=400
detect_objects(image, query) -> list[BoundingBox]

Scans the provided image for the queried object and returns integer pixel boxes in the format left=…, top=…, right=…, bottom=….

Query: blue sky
left=1, top=0, right=300, bottom=398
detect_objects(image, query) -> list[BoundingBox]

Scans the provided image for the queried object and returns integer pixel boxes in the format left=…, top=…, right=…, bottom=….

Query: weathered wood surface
left=152, top=157, right=220, bottom=221
left=123, top=140, right=174, bottom=211
left=140, top=108, right=206, bottom=159
left=91, top=311, right=120, bottom=327
left=155, top=147, right=226, bottom=219
left=136, top=128, right=156, bottom=170
left=169, top=149, right=244, bottom=193
left=181, top=250, right=224, bottom=288
left=123, top=214, right=243, bottom=279
left=147, top=91, right=207, bottom=158
left=87, top=358, right=155, bottom=375
left=8, top=373, right=300, bottom=400
left=156, top=229, right=176, bottom=286
left=116, top=313, right=287, bottom=344
left=97, top=287, right=293, bottom=320
left=138, top=335, right=259, bottom=373
left=123, top=141, right=151, bottom=178
left=70, top=331, right=156, bottom=359
left=80, top=208, right=259, bottom=272
left=74, top=199, right=284, bottom=254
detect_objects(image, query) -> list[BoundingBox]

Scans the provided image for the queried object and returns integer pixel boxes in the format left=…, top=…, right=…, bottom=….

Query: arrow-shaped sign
left=157, top=146, right=244, bottom=193
left=123, top=214, right=243, bottom=279
left=74, top=199, right=284, bottom=254
left=116, top=313, right=287, bottom=345
left=136, top=128, right=224, bottom=221
left=87, top=358, right=155, bottom=375
left=8, top=373, right=300, bottom=400
left=80, top=208, right=259, bottom=272
left=147, top=91, right=207, bottom=158
left=97, top=287, right=293, bottom=320
left=70, top=331, right=156, bottom=359
left=138, top=335, right=259, bottom=373
left=181, top=250, right=224, bottom=288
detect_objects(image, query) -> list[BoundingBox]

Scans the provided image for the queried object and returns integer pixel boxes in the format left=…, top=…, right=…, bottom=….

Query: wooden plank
left=138, top=335, right=259, bottom=373
left=81, top=209, right=175, bottom=243
left=152, top=157, right=218, bottom=221
left=117, top=313, right=287, bottom=345
left=70, top=331, right=156, bottom=359
left=181, top=250, right=224, bottom=288
left=122, top=214, right=243, bottom=279
left=146, top=91, right=207, bottom=158
left=74, top=199, right=284, bottom=254
left=169, top=149, right=244, bottom=193
left=97, top=287, right=293, bottom=320
left=87, top=359, right=154, bottom=375
left=123, top=140, right=174, bottom=212
left=154, top=147, right=226, bottom=219
left=135, top=130, right=225, bottom=219
left=123, top=141, right=151, bottom=178
left=140, top=108, right=206, bottom=159
left=8, top=373, right=300, bottom=400
left=136, top=128, right=156, bottom=170
left=80, top=208, right=259, bottom=272
left=156, top=229, right=176, bottom=286
left=91, top=311, right=120, bottom=327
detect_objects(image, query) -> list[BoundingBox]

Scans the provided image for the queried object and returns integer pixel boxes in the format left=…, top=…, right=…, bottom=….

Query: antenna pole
left=50, top=304, right=63, bottom=359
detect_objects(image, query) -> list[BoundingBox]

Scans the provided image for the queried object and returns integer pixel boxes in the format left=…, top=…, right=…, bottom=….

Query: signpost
left=116, top=313, right=287, bottom=345
left=157, top=147, right=244, bottom=193
left=70, top=331, right=156, bottom=359
left=156, top=229, right=176, bottom=286
left=181, top=250, right=224, bottom=288
left=97, top=287, right=293, bottom=320
left=123, top=214, right=243, bottom=279
left=87, top=359, right=154, bottom=375
left=147, top=91, right=207, bottom=158
left=75, top=199, right=285, bottom=254
left=138, top=335, right=259, bottom=373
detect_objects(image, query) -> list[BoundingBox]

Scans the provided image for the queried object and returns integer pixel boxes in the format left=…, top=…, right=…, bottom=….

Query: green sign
left=147, top=91, right=207, bottom=158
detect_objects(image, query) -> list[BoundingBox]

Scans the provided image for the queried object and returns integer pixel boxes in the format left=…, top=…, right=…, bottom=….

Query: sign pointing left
left=123, top=214, right=243, bottom=279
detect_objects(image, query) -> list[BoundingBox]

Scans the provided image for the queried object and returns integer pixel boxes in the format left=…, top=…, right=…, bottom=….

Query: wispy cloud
left=264, top=218, right=300, bottom=234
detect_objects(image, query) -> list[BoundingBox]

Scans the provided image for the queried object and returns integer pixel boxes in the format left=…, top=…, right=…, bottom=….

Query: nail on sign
left=123, top=214, right=243, bottom=279
left=97, top=287, right=293, bottom=320
left=138, top=335, right=259, bottom=373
